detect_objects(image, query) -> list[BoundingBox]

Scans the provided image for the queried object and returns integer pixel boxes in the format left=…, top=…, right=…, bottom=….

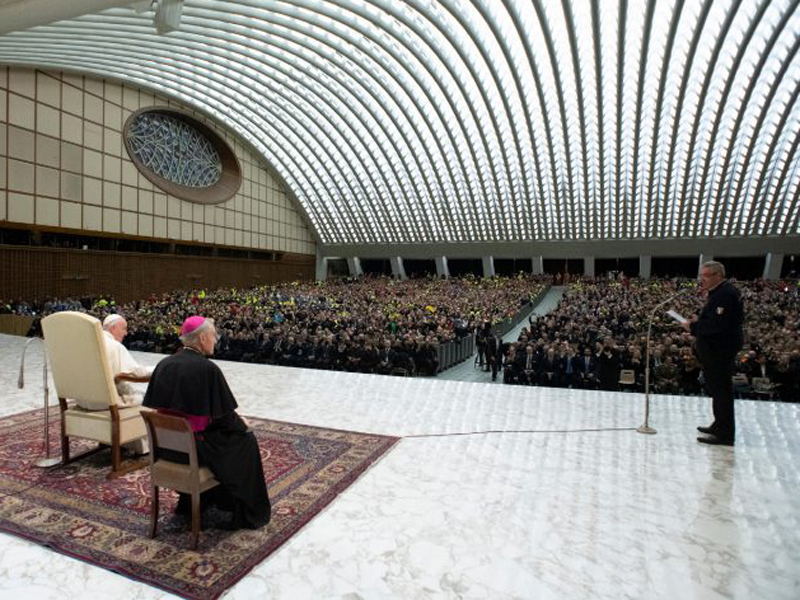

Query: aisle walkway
left=437, top=286, right=566, bottom=383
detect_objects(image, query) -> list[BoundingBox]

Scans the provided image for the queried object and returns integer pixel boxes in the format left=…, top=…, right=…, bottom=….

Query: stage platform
left=1, top=333, right=798, bottom=599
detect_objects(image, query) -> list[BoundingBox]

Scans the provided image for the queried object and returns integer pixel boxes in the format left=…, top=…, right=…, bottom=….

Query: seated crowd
left=4, top=275, right=796, bottom=399
left=496, top=276, right=799, bottom=402
left=3, top=275, right=546, bottom=378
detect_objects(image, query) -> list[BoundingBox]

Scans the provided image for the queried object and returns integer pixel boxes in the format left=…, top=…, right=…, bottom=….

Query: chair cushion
left=64, top=405, right=149, bottom=445
left=150, top=460, right=219, bottom=493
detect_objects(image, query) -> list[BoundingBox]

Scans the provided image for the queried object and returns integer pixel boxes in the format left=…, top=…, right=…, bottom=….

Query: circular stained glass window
left=127, top=112, right=222, bottom=187
left=123, top=107, right=241, bottom=205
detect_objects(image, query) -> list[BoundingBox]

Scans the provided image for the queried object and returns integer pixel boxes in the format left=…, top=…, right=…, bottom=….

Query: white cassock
left=103, top=331, right=153, bottom=453
left=103, top=331, right=153, bottom=405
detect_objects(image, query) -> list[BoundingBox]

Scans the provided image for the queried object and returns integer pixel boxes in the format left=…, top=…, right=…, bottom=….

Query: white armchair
left=41, top=311, right=149, bottom=478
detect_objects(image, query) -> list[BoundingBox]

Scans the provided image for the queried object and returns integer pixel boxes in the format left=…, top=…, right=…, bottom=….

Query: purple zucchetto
left=181, top=315, right=206, bottom=337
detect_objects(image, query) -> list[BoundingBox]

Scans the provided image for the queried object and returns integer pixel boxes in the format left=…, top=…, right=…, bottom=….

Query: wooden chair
left=618, top=369, right=636, bottom=388
left=731, top=372, right=751, bottom=398
left=141, top=411, right=220, bottom=550
left=751, top=376, right=776, bottom=400
left=41, top=311, right=149, bottom=478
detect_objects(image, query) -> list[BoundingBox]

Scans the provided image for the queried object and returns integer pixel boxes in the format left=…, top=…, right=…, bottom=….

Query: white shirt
left=103, top=331, right=152, bottom=405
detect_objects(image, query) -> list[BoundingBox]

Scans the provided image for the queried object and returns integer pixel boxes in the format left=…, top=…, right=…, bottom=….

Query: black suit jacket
left=691, top=280, right=744, bottom=364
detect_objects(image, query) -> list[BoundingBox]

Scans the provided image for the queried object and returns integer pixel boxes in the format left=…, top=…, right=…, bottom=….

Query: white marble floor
left=1, top=333, right=799, bottom=599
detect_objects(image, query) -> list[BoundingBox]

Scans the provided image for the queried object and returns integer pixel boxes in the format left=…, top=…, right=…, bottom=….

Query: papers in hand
left=666, top=310, right=688, bottom=323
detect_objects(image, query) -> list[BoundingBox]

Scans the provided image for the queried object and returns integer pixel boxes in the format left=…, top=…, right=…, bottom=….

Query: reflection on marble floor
left=1, top=332, right=799, bottom=599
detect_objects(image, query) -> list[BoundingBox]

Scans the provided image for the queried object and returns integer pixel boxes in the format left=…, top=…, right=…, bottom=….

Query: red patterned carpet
left=0, top=409, right=399, bottom=599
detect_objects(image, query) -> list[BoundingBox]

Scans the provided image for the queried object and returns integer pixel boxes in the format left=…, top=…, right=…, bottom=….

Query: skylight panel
left=0, top=0, right=797, bottom=244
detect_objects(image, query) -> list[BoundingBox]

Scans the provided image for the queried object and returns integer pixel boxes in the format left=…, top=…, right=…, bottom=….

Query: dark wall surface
left=0, top=245, right=314, bottom=302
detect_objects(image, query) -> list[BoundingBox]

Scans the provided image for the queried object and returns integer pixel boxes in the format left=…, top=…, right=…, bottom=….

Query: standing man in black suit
left=683, top=261, right=745, bottom=446
left=485, top=328, right=501, bottom=382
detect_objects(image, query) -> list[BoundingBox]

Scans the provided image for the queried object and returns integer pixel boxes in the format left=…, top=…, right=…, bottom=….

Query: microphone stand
left=18, top=337, right=61, bottom=467
left=638, top=286, right=691, bottom=435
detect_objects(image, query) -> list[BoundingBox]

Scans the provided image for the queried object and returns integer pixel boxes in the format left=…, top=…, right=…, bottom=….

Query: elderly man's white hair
left=102, top=314, right=125, bottom=330
left=701, top=261, right=726, bottom=278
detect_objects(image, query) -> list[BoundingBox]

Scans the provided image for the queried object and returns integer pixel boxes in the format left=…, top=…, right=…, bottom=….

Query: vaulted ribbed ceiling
left=1, top=0, right=799, bottom=245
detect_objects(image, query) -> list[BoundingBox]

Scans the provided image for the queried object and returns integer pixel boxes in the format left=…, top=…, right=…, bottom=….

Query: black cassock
left=143, top=348, right=271, bottom=529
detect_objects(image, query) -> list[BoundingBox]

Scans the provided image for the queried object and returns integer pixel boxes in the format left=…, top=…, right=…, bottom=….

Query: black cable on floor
left=403, top=426, right=638, bottom=438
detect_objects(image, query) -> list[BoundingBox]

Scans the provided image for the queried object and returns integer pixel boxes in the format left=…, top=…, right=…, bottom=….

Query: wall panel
left=0, top=66, right=316, bottom=257
left=0, top=245, right=314, bottom=303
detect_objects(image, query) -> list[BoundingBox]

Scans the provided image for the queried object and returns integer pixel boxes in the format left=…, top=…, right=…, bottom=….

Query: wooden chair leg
left=110, top=443, right=121, bottom=474
left=190, top=492, right=200, bottom=550
left=106, top=457, right=148, bottom=480
left=59, top=398, right=70, bottom=465
left=109, top=405, right=121, bottom=476
left=61, top=433, right=70, bottom=464
left=149, top=485, right=159, bottom=539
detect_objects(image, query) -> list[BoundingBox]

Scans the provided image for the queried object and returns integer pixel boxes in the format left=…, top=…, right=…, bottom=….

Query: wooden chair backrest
left=141, top=411, right=200, bottom=469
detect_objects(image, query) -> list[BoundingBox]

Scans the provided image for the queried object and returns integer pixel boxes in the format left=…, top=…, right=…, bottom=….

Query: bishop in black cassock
left=143, top=316, right=271, bottom=530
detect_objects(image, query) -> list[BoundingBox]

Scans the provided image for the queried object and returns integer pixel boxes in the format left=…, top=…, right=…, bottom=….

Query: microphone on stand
left=18, top=337, right=60, bottom=467
left=18, top=336, right=41, bottom=389
left=638, top=285, right=694, bottom=435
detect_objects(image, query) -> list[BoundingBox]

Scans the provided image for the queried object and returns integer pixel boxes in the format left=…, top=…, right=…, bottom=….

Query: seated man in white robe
left=103, top=314, right=153, bottom=454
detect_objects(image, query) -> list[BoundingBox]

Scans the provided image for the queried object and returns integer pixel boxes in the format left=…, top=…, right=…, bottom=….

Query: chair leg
left=190, top=492, right=200, bottom=550
left=109, top=405, right=121, bottom=477
left=61, top=434, right=70, bottom=465
left=149, top=485, right=159, bottom=539
left=110, top=443, right=122, bottom=475
left=106, top=456, right=148, bottom=480
left=59, top=399, right=69, bottom=465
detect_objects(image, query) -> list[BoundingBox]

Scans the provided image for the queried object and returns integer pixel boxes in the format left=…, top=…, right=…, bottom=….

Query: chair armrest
left=115, top=373, right=150, bottom=383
